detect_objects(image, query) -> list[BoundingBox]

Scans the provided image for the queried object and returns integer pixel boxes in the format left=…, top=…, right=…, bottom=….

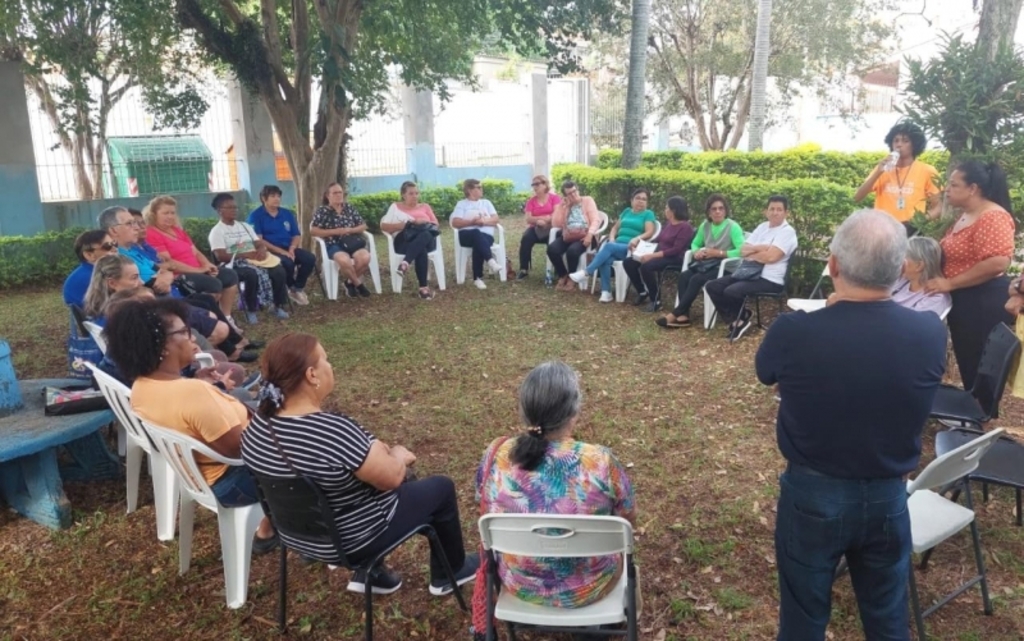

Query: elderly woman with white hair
left=471, top=361, right=636, bottom=636
left=890, top=236, right=951, bottom=317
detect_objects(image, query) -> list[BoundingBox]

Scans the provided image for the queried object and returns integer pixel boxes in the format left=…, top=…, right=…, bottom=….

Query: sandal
left=397, top=261, right=409, bottom=276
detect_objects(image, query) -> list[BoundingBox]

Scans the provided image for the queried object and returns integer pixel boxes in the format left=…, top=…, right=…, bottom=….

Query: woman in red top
left=926, top=161, right=1016, bottom=389
left=144, top=195, right=240, bottom=320
left=516, top=175, right=561, bottom=281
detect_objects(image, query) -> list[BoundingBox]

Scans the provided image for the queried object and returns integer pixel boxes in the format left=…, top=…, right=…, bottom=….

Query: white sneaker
left=473, top=278, right=487, bottom=290
left=568, top=269, right=588, bottom=284
left=486, top=258, right=501, bottom=274
left=599, top=291, right=614, bottom=303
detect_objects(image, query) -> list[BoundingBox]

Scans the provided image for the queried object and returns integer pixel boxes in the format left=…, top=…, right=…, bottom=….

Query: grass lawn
left=1, top=218, right=1023, bottom=640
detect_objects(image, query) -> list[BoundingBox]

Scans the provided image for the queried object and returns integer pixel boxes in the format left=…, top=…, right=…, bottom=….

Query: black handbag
left=730, top=260, right=765, bottom=281
left=43, top=385, right=109, bottom=416
left=407, top=221, right=441, bottom=237
left=689, top=258, right=722, bottom=274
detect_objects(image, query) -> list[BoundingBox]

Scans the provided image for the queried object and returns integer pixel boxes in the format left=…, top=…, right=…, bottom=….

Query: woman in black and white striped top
left=241, top=332, right=479, bottom=595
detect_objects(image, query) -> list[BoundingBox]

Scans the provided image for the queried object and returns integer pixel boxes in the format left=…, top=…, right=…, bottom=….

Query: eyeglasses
left=88, top=242, right=118, bottom=252
left=166, top=327, right=192, bottom=340
left=531, top=182, right=545, bottom=187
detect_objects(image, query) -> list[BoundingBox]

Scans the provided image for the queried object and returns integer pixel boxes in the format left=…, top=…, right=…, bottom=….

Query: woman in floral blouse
left=471, top=361, right=635, bottom=635
left=310, top=182, right=373, bottom=298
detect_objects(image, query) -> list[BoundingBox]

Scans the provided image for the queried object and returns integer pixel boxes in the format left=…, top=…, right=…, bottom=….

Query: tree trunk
left=621, top=0, right=651, bottom=168
left=747, top=0, right=772, bottom=150
left=977, top=0, right=1024, bottom=61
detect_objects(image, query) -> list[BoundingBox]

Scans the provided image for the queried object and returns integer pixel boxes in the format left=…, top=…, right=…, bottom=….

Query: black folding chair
left=252, top=474, right=468, bottom=641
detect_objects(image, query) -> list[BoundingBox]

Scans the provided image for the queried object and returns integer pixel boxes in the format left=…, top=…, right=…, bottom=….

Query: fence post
left=402, top=87, right=438, bottom=186
left=227, top=80, right=285, bottom=205
left=0, top=62, right=44, bottom=236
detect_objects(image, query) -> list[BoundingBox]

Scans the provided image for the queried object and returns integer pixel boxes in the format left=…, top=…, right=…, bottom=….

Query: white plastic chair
left=600, top=220, right=663, bottom=302
left=546, top=211, right=610, bottom=291
left=787, top=264, right=833, bottom=313
left=86, top=363, right=179, bottom=541
left=312, top=227, right=382, bottom=300
left=382, top=230, right=446, bottom=294
left=478, top=514, right=639, bottom=640
left=449, top=214, right=507, bottom=285
left=906, top=428, right=1003, bottom=639
left=83, top=320, right=107, bottom=353
left=140, top=420, right=265, bottom=609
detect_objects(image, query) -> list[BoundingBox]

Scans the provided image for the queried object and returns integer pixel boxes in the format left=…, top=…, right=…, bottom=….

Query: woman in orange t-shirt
left=925, top=161, right=1016, bottom=390
left=854, top=121, right=940, bottom=234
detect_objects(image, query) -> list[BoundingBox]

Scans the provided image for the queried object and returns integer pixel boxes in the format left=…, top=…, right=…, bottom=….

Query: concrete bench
left=0, top=378, right=121, bottom=529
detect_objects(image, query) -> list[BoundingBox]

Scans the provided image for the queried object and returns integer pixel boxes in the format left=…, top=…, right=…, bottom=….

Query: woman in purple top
left=891, top=236, right=951, bottom=317
left=516, top=175, right=562, bottom=280
left=623, top=196, right=695, bottom=312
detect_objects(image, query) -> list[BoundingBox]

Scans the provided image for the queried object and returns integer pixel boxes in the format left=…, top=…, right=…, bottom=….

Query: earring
left=315, top=381, right=321, bottom=390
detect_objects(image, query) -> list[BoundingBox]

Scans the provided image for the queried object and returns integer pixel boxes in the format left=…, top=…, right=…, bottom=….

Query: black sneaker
left=643, top=301, right=660, bottom=313
left=252, top=532, right=279, bottom=555
left=356, top=283, right=372, bottom=298
left=344, top=282, right=357, bottom=298
left=346, top=565, right=403, bottom=595
left=731, top=308, right=753, bottom=343
left=243, top=340, right=265, bottom=351
left=516, top=270, right=529, bottom=281
left=632, top=292, right=648, bottom=306
left=234, top=351, right=258, bottom=363
left=429, top=552, right=479, bottom=596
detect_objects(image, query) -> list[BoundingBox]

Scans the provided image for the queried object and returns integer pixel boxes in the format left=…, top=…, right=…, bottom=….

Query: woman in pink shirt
left=144, top=195, right=240, bottom=319
left=517, top=175, right=562, bottom=281
left=380, top=181, right=441, bottom=300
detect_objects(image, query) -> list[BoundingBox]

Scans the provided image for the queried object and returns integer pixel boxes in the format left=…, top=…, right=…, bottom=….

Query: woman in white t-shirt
left=380, top=181, right=441, bottom=300
left=450, top=178, right=501, bottom=289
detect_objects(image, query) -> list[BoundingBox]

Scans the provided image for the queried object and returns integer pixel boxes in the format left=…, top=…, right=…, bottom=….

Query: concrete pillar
left=530, top=73, right=550, bottom=178
left=227, top=81, right=290, bottom=204
left=0, top=63, right=43, bottom=236
left=656, top=120, right=670, bottom=151
left=402, top=87, right=438, bottom=186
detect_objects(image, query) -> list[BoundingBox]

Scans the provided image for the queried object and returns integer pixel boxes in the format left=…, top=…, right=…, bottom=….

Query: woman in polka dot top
left=925, top=160, right=1016, bottom=390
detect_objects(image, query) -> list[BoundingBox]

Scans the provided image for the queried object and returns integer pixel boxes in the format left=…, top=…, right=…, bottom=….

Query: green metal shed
left=107, top=136, right=213, bottom=197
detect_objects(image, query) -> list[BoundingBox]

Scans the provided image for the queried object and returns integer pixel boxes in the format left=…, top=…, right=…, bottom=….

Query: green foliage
left=593, top=149, right=950, bottom=188
left=551, top=164, right=858, bottom=293
left=0, top=180, right=526, bottom=291
left=902, top=34, right=1024, bottom=162
left=0, top=228, right=85, bottom=289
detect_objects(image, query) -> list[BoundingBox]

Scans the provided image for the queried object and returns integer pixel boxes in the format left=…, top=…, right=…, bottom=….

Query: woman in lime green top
left=657, top=193, right=745, bottom=328
left=568, top=188, right=656, bottom=302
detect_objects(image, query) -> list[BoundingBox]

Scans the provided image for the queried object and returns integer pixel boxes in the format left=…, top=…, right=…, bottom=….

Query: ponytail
left=956, top=160, right=1013, bottom=214
left=509, top=428, right=550, bottom=472
left=509, top=361, right=581, bottom=472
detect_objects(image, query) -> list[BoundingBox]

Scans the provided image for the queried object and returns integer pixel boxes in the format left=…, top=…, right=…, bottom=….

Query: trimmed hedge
left=0, top=180, right=529, bottom=290
left=551, top=164, right=861, bottom=294
left=592, top=149, right=950, bottom=188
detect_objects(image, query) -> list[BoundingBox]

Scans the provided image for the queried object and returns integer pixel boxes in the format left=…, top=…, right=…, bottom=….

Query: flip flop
left=656, top=316, right=689, bottom=329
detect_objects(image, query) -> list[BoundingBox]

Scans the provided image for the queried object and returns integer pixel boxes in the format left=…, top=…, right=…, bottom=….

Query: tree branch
left=217, top=0, right=247, bottom=25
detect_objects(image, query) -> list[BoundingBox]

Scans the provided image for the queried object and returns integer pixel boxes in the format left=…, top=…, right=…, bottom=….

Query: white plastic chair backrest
left=906, top=428, right=1005, bottom=495
left=478, top=514, right=633, bottom=557
left=195, top=352, right=216, bottom=369
left=649, top=220, right=662, bottom=241
left=84, top=320, right=107, bottom=353
left=140, top=419, right=239, bottom=506
left=596, top=211, right=610, bottom=234
left=821, top=264, right=831, bottom=279
left=85, top=362, right=151, bottom=448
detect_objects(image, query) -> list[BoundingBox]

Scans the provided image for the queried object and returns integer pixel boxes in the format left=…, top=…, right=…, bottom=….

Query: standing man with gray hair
left=756, top=209, right=947, bottom=640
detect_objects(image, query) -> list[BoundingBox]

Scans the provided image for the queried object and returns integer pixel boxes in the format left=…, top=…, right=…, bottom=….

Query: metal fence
left=347, top=147, right=408, bottom=177
left=435, top=142, right=530, bottom=168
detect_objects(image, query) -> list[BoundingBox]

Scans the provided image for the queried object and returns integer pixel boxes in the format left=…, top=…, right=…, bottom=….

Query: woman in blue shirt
left=569, top=188, right=656, bottom=302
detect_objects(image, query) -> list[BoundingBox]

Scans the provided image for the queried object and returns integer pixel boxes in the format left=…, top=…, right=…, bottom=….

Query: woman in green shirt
left=657, top=194, right=745, bottom=328
left=568, top=188, right=657, bottom=302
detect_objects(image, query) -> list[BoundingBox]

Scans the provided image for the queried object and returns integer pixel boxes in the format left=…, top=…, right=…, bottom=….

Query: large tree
left=646, top=0, right=892, bottom=150
left=0, top=0, right=205, bottom=200
left=621, top=0, right=651, bottom=168
left=976, top=0, right=1024, bottom=62
left=174, top=0, right=621, bottom=238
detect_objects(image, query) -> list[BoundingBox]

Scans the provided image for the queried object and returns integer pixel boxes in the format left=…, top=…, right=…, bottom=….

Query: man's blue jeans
left=776, top=466, right=912, bottom=641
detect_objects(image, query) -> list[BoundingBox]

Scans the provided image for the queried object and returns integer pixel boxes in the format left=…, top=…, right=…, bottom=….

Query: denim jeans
left=776, top=467, right=912, bottom=641
left=586, top=242, right=629, bottom=292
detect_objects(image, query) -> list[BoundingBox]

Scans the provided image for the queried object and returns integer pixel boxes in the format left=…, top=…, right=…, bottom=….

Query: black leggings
left=948, top=276, right=1013, bottom=390
left=187, top=294, right=244, bottom=353
left=348, top=475, right=467, bottom=579
left=622, top=256, right=683, bottom=303
left=518, top=226, right=549, bottom=271
left=236, top=264, right=289, bottom=309
left=394, top=230, right=437, bottom=288
left=546, top=232, right=595, bottom=277
left=672, top=269, right=718, bottom=317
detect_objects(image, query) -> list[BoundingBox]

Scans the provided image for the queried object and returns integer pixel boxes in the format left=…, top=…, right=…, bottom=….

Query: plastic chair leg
left=369, top=257, right=382, bottom=294
left=614, top=261, right=628, bottom=302
left=454, top=246, right=467, bottom=285
left=217, top=504, right=263, bottom=609
left=151, top=455, right=178, bottom=542
left=434, top=251, right=447, bottom=291
left=178, top=495, right=197, bottom=575
left=125, top=440, right=143, bottom=514
left=116, top=423, right=127, bottom=457
left=703, top=291, right=716, bottom=329
left=495, top=246, right=508, bottom=282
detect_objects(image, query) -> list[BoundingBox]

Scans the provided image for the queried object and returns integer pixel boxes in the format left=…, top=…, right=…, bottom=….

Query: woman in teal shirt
left=657, top=193, right=745, bottom=328
left=569, top=188, right=656, bottom=302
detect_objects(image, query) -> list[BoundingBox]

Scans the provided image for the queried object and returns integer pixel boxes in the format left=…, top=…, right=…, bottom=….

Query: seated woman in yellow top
left=105, top=297, right=277, bottom=554
left=853, top=120, right=939, bottom=235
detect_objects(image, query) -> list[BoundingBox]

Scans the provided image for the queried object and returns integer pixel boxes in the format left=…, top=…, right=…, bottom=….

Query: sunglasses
left=88, top=242, right=118, bottom=252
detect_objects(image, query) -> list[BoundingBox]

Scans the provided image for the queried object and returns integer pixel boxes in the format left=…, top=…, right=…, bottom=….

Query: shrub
left=0, top=180, right=530, bottom=291
left=592, top=149, right=950, bottom=188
